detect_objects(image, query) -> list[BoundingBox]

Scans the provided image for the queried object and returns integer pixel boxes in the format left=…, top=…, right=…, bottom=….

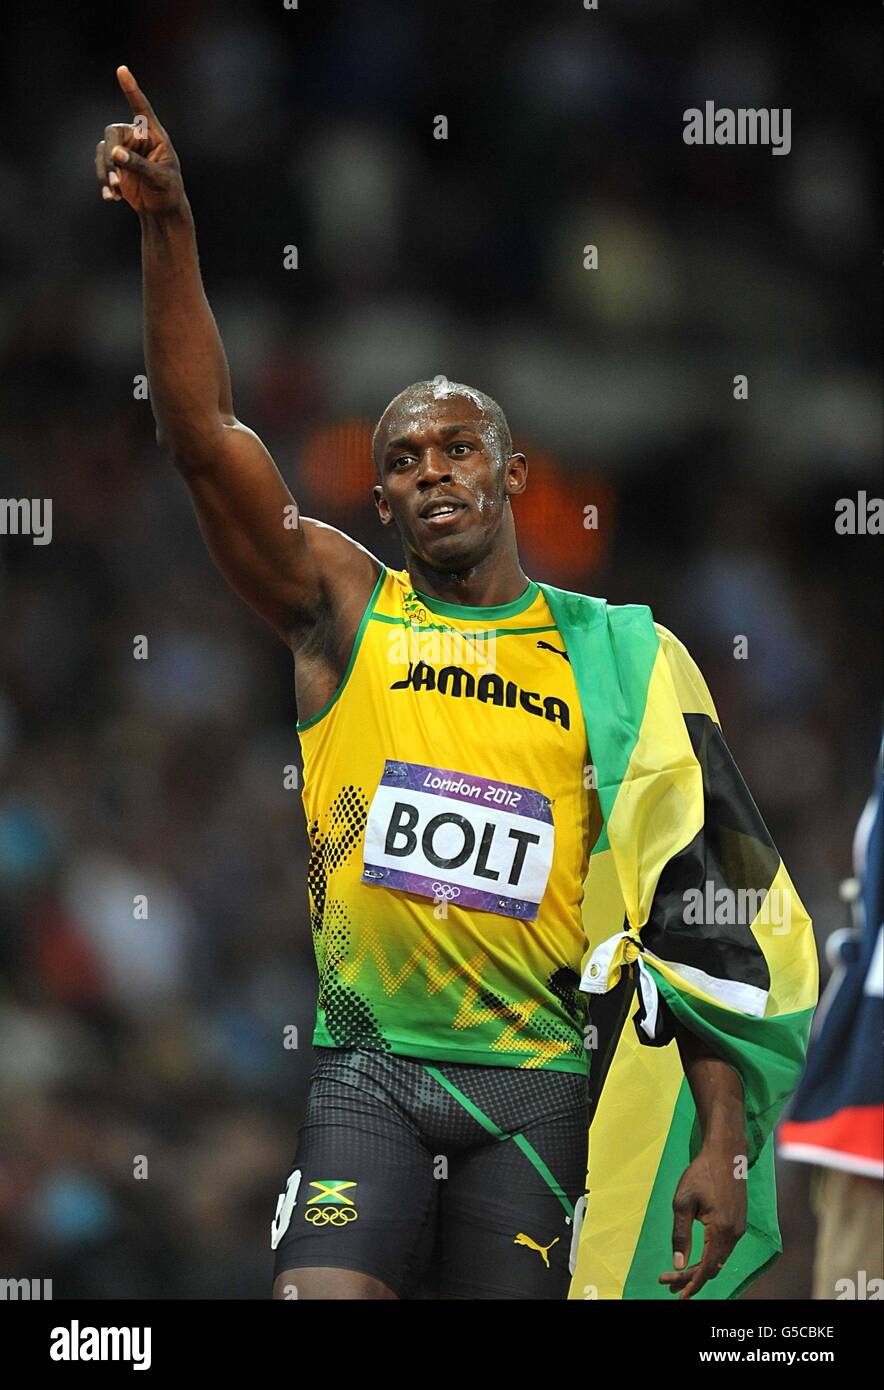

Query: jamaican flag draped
left=537, top=584, right=819, bottom=1301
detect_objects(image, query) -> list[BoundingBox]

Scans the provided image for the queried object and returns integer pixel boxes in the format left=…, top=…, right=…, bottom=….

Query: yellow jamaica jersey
left=297, top=564, right=592, bottom=1072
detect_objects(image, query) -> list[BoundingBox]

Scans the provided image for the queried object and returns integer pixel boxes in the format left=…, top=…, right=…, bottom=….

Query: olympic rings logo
left=403, top=594, right=428, bottom=624
left=431, top=882, right=461, bottom=901
left=305, top=1206, right=359, bottom=1226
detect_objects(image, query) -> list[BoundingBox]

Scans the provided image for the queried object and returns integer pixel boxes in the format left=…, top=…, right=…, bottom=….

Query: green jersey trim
left=368, top=612, right=558, bottom=639
left=410, top=577, right=540, bottom=621
left=296, top=563, right=386, bottom=732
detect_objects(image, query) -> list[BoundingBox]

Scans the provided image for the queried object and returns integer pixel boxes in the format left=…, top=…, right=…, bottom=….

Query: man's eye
left=392, top=456, right=413, bottom=468
left=449, top=443, right=473, bottom=456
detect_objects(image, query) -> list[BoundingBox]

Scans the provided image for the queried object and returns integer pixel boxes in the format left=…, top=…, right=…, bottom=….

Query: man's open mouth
left=419, top=498, right=468, bottom=526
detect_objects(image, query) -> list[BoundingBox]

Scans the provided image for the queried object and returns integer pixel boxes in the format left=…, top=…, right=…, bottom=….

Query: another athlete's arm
left=658, top=1025, right=748, bottom=1299
left=96, top=66, right=378, bottom=647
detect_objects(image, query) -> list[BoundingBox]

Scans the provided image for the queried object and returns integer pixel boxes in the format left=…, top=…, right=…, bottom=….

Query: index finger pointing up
left=116, top=65, right=160, bottom=127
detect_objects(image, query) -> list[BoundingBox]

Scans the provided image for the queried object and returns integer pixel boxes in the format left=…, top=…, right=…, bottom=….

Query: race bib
left=361, top=760, right=554, bottom=921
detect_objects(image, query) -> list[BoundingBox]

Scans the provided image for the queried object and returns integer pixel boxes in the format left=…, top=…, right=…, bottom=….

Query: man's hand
left=659, top=1140, right=748, bottom=1299
left=95, top=66, right=184, bottom=216
left=657, top=1020, right=749, bottom=1299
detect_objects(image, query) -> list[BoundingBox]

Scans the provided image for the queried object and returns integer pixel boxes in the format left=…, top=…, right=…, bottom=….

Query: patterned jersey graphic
left=297, top=566, right=592, bottom=1072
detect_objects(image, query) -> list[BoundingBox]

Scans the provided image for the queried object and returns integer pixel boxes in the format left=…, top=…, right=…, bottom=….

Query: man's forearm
left=674, top=1020, right=747, bottom=1152
left=140, top=202, right=235, bottom=461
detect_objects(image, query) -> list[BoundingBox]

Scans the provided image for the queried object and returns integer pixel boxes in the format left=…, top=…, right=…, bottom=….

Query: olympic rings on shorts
left=304, top=1205, right=359, bottom=1226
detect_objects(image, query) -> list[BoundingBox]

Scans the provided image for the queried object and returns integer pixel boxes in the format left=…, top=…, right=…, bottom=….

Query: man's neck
left=406, top=551, right=531, bottom=609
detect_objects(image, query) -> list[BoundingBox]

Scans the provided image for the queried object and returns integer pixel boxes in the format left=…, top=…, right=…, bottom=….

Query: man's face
left=372, top=393, right=526, bottom=569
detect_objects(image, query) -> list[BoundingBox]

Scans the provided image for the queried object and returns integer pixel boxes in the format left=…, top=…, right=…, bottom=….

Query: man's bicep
left=180, top=420, right=380, bottom=643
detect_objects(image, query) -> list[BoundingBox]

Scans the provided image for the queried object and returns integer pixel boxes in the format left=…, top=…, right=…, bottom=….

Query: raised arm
left=95, top=66, right=379, bottom=647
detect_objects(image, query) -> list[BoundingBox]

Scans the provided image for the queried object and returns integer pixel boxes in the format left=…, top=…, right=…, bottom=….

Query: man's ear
left=373, top=483, right=393, bottom=526
left=505, top=452, right=528, bottom=498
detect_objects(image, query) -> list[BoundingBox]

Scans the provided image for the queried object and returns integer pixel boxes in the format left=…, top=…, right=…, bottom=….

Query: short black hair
left=372, top=378, right=513, bottom=476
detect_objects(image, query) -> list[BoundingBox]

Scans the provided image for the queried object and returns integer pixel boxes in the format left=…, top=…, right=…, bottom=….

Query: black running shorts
left=271, top=1047, right=590, bottom=1300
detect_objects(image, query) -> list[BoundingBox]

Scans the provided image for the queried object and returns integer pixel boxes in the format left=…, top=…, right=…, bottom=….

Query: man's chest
left=356, top=628, right=587, bottom=918
left=359, top=619, right=588, bottom=797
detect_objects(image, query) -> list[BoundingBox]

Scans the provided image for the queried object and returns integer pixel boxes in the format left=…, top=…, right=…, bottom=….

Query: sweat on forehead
left=372, top=377, right=513, bottom=469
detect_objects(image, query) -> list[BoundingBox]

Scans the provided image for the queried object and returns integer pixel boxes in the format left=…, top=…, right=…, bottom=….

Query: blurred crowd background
left=0, top=0, right=880, bottom=1298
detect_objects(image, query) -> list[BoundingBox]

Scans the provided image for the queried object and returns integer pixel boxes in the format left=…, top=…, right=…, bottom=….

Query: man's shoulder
left=538, top=582, right=715, bottom=705
left=651, top=623, right=719, bottom=722
left=540, top=583, right=695, bottom=654
left=537, top=580, right=655, bottom=635
left=652, top=620, right=692, bottom=660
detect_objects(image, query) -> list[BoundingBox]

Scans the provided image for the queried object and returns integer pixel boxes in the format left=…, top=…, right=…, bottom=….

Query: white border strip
left=778, top=1142, right=884, bottom=1179
left=643, top=949, right=769, bottom=1017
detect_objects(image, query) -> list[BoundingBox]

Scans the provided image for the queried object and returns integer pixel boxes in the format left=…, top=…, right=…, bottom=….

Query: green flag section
left=537, top=583, right=818, bottom=1300
left=621, top=968, right=815, bottom=1300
